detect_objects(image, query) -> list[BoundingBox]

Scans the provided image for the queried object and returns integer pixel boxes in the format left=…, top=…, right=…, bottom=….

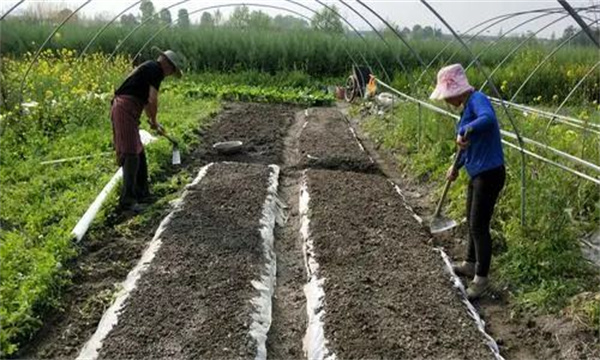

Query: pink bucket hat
left=430, top=64, right=474, bottom=100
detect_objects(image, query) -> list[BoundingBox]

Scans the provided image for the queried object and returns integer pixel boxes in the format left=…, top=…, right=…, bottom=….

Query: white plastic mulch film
left=300, top=172, right=336, bottom=360
left=249, top=165, right=284, bottom=360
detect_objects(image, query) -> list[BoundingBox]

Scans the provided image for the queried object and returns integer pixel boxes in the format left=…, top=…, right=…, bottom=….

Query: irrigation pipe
left=490, top=97, right=600, bottom=130
left=71, top=130, right=157, bottom=242
left=40, top=152, right=112, bottom=165
left=502, top=139, right=600, bottom=185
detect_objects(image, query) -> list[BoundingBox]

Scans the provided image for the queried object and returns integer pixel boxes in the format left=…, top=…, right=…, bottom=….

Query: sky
left=2, top=0, right=599, bottom=39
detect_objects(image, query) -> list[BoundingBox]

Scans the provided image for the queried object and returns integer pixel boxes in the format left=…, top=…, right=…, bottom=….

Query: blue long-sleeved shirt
left=456, top=91, right=504, bottom=178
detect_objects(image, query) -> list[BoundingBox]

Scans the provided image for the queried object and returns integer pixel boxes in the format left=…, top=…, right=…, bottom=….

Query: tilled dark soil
left=306, top=169, right=494, bottom=359
left=18, top=102, right=298, bottom=360
left=189, top=102, right=296, bottom=166
left=97, top=162, right=273, bottom=359
left=299, top=108, right=378, bottom=173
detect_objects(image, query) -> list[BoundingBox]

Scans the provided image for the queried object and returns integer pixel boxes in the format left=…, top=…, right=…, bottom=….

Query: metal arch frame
left=464, top=10, right=587, bottom=71
left=337, top=0, right=410, bottom=76
left=107, top=0, right=194, bottom=61
left=284, top=0, right=379, bottom=79
left=117, top=0, right=386, bottom=83
left=509, top=17, right=600, bottom=102
left=131, top=1, right=381, bottom=85
left=132, top=2, right=363, bottom=75
left=0, top=0, right=25, bottom=20
left=311, top=0, right=391, bottom=82
left=480, top=12, right=600, bottom=134
left=559, top=0, right=600, bottom=47
left=417, top=6, right=599, bottom=89
left=375, top=78, right=600, bottom=184
left=355, top=0, right=427, bottom=70
left=18, top=0, right=93, bottom=100
left=419, top=0, right=528, bottom=225
left=480, top=12, right=576, bottom=90
left=78, top=0, right=143, bottom=60
left=545, top=60, right=600, bottom=132
left=417, top=8, right=576, bottom=86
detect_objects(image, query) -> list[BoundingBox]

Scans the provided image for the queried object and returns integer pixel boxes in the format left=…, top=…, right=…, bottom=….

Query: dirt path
left=266, top=110, right=308, bottom=358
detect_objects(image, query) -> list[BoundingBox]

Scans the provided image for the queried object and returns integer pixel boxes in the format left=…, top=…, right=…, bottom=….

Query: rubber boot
left=120, top=154, right=139, bottom=209
left=467, top=275, right=489, bottom=300
left=452, top=261, right=475, bottom=278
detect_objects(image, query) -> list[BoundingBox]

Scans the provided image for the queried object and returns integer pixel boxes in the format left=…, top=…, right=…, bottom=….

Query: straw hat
left=430, top=64, right=474, bottom=100
left=153, top=47, right=183, bottom=78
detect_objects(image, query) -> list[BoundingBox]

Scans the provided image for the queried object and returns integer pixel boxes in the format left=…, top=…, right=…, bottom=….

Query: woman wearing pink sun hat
left=431, top=64, right=506, bottom=300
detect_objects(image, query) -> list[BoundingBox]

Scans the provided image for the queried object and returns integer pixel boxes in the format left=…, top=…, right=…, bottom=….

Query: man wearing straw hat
left=430, top=63, right=506, bottom=300
left=110, top=48, right=183, bottom=213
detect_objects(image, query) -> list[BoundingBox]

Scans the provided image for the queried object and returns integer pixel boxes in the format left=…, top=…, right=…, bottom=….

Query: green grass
left=362, top=100, right=599, bottom=326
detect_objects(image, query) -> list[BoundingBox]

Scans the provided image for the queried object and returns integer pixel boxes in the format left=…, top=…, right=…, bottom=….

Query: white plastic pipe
left=71, top=130, right=157, bottom=242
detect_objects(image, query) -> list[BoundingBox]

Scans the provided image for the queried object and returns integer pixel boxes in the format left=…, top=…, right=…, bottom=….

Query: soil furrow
left=266, top=110, right=309, bottom=359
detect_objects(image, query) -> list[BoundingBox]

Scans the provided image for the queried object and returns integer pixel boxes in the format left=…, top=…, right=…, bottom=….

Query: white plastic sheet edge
left=436, top=249, right=506, bottom=360
left=345, top=118, right=375, bottom=164
left=76, top=163, right=214, bottom=360
left=299, top=172, right=336, bottom=360
left=390, top=182, right=424, bottom=224
left=249, top=165, right=282, bottom=360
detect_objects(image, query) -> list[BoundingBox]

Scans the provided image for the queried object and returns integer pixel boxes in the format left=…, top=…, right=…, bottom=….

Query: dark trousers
left=466, top=165, right=506, bottom=277
left=119, top=150, right=149, bottom=207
